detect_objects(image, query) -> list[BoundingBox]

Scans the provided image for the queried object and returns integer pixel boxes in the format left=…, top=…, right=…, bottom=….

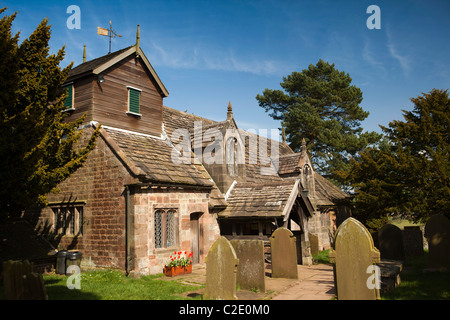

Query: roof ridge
left=69, top=45, right=134, bottom=75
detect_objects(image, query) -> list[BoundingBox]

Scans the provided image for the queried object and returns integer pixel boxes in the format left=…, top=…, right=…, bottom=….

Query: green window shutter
left=63, top=85, right=73, bottom=109
left=128, top=88, right=141, bottom=114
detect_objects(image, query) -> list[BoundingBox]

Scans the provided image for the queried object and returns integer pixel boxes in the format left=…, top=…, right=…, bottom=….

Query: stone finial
left=301, top=138, right=307, bottom=155
left=136, top=24, right=140, bottom=57
left=227, top=101, right=233, bottom=121
left=83, top=45, right=86, bottom=63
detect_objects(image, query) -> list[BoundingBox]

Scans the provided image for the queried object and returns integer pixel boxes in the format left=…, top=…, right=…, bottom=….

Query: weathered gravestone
left=204, top=236, right=239, bottom=300
left=378, top=223, right=405, bottom=261
left=230, top=239, right=265, bottom=293
left=329, top=218, right=381, bottom=300
left=424, top=214, right=450, bottom=270
left=270, top=227, right=298, bottom=279
left=3, top=260, right=47, bottom=300
left=402, top=226, right=424, bottom=257
left=309, top=233, right=319, bottom=256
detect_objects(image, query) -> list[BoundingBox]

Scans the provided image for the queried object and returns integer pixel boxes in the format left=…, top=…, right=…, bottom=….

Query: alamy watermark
left=66, top=5, right=81, bottom=30
left=366, top=265, right=381, bottom=290
left=366, top=5, right=381, bottom=30
left=169, top=122, right=280, bottom=176
left=66, top=265, right=81, bottom=290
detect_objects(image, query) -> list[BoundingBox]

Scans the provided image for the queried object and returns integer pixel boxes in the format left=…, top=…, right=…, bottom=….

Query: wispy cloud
left=386, top=27, right=412, bottom=77
left=362, top=38, right=387, bottom=77
left=150, top=41, right=287, bottom=76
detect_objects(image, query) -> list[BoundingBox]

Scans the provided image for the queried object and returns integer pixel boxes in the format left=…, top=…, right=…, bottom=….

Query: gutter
left=125, top=185, right=131, bottom=275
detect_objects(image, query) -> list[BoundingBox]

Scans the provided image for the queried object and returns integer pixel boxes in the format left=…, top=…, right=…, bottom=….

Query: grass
left=312, top=249, right=450, bottom=300
left=382, top=253, right=450, bottom=300
left=41, top=269, right=203, bottom=300
left=312, top=249, right=331, bottom=265
left=389, top=216, right=423, bottom=229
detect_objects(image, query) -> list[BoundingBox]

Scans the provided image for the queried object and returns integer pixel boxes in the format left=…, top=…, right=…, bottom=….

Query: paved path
left=270, top=264, right=335, bottom=300
left=164, top=263, right=336, bottom=300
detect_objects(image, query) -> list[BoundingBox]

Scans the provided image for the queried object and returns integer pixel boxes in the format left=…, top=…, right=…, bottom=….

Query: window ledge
left=62, top=108, right=75, bottom=113
left=126, top=111, right=142, bottom=117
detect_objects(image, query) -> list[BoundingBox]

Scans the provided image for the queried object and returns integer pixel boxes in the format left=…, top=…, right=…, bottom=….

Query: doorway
left=190, top=212, right=202, bottom=264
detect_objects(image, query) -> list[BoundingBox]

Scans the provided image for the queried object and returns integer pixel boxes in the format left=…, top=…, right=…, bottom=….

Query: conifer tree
left=256, top=59, right=380, bottom=183
left=340, top=89, right=450, bottom=228
left=0, top=8, right=100, bottom=222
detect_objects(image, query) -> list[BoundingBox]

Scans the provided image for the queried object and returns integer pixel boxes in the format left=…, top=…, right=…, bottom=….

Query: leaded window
left=154, top=208, right=178, bottom=249
left=52, top=205, right=83, bottom=236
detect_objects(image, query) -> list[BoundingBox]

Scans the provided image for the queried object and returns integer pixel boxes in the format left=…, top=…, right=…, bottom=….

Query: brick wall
left=34, top=126, right=221, bottom=274
left=36, top=126, right=137, bottom=270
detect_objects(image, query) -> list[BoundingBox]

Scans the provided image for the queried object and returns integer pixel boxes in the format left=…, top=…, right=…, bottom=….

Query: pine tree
left=0, top=8, right=100, bottom=222
left=256, top=59, right=381, bottom=183
left=340, top=89, right=450, bottom=227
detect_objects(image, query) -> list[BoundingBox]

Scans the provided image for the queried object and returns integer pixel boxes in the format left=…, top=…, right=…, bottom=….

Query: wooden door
left=190, top=213, right=201, bottom=264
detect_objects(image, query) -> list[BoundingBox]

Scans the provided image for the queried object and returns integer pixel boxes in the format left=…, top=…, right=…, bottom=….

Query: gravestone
left=230, top=239, right=265, bottom=293
left=204, top=236, right=239, bottom=300
left=270, top=227, right=298, bottom=279
left=309, top=233, right=319, bottom=256
left=378, top=224, right=405, bottom=261
left=402, top=226, right=424, bottom=257
left=329, top=218, right=381, bottom=300
left=424, top=214, right=450, bottom=270
left=3, top=260, right=47, bottom=300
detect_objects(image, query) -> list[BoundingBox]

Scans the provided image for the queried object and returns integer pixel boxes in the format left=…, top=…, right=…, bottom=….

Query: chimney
left=227, top=101, right=233, bottom=121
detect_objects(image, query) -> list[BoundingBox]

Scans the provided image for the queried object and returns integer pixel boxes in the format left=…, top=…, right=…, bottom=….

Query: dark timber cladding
left=63, top=44, right=168, bottom=137
left=93, top=55, right=163, bottom=136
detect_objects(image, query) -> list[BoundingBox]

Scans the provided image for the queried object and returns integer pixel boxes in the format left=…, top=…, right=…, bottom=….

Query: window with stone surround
left=154, top=208, right=178, bottom=249
left=51, top=205, right=84, bottom=236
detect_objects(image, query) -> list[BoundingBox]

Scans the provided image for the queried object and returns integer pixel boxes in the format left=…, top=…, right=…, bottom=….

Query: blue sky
left=3, top=0, right=450, bottom=137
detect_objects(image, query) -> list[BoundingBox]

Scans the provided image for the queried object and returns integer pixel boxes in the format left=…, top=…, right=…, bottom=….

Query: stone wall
left=131, top=187, right=220, bottom=275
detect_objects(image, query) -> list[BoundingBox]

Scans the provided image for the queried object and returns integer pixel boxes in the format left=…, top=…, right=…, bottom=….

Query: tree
left=340, top=89, right=450, bottom=228
left=0, top=8, right=100, bottom=222
left=256, top=59, right=380, bottom=183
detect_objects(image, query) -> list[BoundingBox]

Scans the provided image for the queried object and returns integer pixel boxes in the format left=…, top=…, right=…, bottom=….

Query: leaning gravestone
left=270, top=227, right=298, bottom=279
left=329, top=218, right=381, bottom=300
left=378, top=224, right=405, bottom=261
left=424, top=214, right=450, bottom=270
left=230, top=239, right=265, bottom=293
left=204, top=236, right=239, bottom=300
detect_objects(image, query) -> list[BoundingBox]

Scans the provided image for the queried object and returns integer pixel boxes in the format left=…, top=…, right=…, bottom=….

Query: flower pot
left=183, top=264, right=192, bottom=274
left=164, top=264, right=192, bottom=277
left=164, top=266, right=182, bottom=277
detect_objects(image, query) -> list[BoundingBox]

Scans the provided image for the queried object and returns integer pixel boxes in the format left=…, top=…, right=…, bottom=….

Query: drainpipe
left=125, top=185, right=131, bottom=275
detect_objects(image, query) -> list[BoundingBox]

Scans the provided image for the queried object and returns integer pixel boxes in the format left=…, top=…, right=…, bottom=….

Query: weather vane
left=97, top=21, right=122, bottom=54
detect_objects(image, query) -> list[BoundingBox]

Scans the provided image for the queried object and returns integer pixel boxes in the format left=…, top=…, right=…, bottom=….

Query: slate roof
left=67, top=45, right=169, bottom=97
left=219, top=179, right=299, bottom=218
left=314, top=172, right=350, bottom=206
left=163, top=106, right=294, bottom=184
left=101, top=126, right=214, bottom=188
left=68, top=46, right=134, bottom=79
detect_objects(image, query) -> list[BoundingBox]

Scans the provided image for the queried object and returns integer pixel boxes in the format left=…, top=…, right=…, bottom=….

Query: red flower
left=184, top=251, right=187, bottom=254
